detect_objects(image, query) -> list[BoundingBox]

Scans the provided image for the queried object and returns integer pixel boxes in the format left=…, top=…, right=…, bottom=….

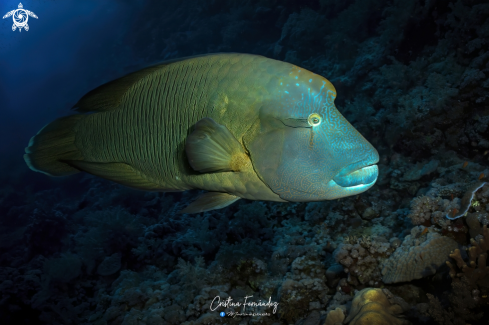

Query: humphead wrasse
left=24, top=53, right=379, bottom=213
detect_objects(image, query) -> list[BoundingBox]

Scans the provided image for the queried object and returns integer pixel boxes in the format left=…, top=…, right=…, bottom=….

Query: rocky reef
left=2, top=0, right=489, bottom=324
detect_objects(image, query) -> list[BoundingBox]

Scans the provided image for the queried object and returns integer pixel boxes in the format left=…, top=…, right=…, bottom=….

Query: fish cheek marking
left=308, top=127, right=314, bottom=148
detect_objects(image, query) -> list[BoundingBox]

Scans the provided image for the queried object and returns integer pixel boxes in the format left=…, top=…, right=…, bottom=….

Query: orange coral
left=446, top=225, right=489, bottom=287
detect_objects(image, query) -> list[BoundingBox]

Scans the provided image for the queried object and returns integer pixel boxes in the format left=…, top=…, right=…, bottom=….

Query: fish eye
left=308, top=113, right=322, bottom=126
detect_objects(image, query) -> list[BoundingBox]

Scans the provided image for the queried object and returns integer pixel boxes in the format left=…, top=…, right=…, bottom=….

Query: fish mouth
left=333, top=160, right=379, bottom=188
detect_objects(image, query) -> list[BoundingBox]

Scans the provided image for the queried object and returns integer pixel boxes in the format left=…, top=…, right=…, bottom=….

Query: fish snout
left=333, top=152, right=379, bottom=188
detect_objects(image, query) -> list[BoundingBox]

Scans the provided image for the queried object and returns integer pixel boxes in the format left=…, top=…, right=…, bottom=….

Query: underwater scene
left=1, top=0, right=489, bottom=324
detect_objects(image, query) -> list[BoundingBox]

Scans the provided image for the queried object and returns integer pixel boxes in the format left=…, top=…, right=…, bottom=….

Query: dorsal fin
left=72, top=53, right=224, bottom=113
left=72, top=65, right=165, bottom=113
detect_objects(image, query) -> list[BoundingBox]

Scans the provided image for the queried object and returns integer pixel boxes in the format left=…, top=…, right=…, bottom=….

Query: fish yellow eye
left=308, top=113, right=322, bottom=126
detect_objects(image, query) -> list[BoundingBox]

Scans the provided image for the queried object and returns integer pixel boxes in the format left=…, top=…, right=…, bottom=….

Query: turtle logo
left=3, top=3, right=38, bottom=32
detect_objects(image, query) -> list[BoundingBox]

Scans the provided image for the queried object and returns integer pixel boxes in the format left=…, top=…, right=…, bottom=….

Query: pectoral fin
left=185, top=118, right=250, bottom=173
left=179, top=192, right=240, bottom=214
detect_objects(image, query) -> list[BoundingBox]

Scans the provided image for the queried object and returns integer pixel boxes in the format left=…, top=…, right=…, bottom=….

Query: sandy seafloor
left=1, top=0, right=489, bottom=324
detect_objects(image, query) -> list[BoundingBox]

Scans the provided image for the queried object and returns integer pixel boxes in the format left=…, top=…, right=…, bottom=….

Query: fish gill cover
left=1, top=0, right=489, bottom=324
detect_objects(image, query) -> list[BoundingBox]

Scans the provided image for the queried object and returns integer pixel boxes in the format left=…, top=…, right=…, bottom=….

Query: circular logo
left=219, top=312, right=225, bottom=317
left=14, top=9, right=27, bottom=26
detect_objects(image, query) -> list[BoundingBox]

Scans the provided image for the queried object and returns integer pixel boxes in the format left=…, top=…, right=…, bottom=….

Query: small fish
left=420, top=227, right=429, bottom=236
left=451, top=208, right=459, bottom=218
left=451, top=194, right=454, bottom=201
left=479, top=173, right=485, bottom=180
left=463, top=161, right=469, bottom=168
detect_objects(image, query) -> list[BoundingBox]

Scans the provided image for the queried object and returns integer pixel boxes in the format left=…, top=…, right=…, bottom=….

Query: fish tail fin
left=24, top=115, right=85, bottom=176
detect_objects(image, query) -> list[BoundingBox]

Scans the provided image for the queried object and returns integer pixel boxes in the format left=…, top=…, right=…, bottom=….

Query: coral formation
left=407, top=195, right=443, bottom=225
left=446, top=225, right=489, bottom=288
left=344, top=288, right=410, bottom=325
left=3, top=0, right=489, bottom=324
left=324, top=307, right=345, bottom=325
left=382, top=229, right=459, bottom=283
left=334, top=235, right=394, bottom=287
left=423, top=225, right=489, bottom=325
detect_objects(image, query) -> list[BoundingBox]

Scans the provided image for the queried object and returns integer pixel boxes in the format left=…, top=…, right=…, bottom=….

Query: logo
left=210, top=295, right=279, bottom=317
left=3, top=3, right=38, bottom=32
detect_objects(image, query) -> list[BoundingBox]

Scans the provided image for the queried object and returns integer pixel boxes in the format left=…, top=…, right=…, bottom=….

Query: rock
left=97, top=253, right=122, bottom=276
left=303, top=310, right=321, bottom=325
left=466, top=212, right=483, bottom=238
left=43, top=253, right=82, bottom=282
left=326, top=264, right=344, bottom=288
left=164, top=304, right=186, bottom=324
left=362, top=207, right=378, bottom=220
left=309, top=301, right=321, bottom=310
left=402, top=160, right=439, bottom=181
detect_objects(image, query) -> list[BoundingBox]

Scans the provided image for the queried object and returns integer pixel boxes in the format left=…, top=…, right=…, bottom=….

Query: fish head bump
left=244, top=66, right=379, bottom=202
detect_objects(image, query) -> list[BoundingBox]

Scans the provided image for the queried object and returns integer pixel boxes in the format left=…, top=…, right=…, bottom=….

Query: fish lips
left=333, top=161, right=379, bottom=188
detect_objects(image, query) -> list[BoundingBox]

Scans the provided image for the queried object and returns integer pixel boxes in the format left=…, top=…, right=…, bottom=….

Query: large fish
left=24, top=53, right=379, bottom=213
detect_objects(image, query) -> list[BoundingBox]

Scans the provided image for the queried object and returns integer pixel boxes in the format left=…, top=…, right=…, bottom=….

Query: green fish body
left=24, top=53, right=379, bottom=213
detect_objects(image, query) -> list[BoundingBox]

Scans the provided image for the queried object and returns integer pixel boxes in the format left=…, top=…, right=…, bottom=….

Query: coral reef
left=4, top=0, right=489, bottom=324
left=334, top=235, right=394, bottom=287
left=382, top=228, right=459, bottom=283
left=422, top=226, right=489, bottom=325
left=446, top=225, right=489, bottom=288
left=344, top=288, right=410, bottom=325
left=324, top=308, right=345, bottom=325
